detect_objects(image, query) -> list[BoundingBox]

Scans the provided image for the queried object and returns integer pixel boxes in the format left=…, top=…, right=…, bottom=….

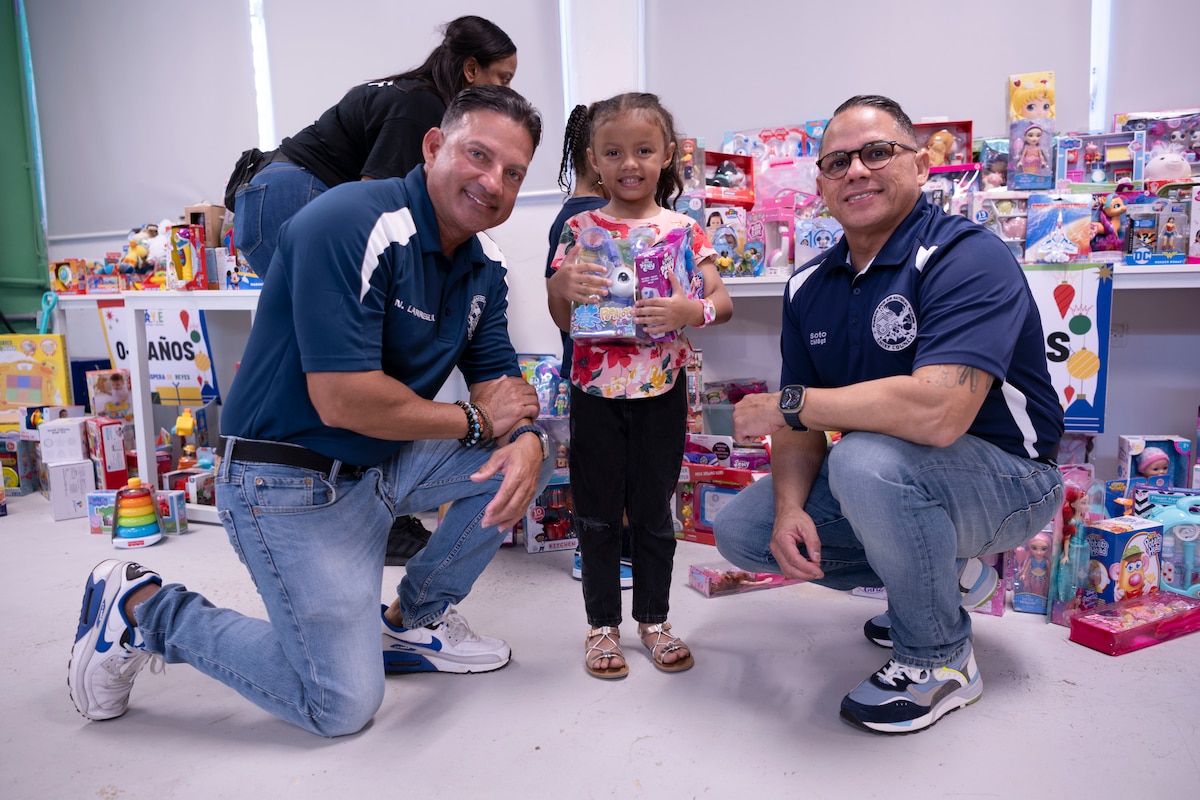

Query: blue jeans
left=233, top=160, right=329, bottom=279
left=713, top=432, right=1063, bottom=667
left=135, top=437, right=553, bottom=736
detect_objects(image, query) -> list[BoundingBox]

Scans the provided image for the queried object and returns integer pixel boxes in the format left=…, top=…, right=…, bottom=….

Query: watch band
left=509, top=424, right=549, bottom=460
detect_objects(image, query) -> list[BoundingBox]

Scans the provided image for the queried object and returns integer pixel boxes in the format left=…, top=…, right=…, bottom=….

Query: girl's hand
left=633, top=271, right=697, bottom=335
left=549, top=247, right=611, bottom=304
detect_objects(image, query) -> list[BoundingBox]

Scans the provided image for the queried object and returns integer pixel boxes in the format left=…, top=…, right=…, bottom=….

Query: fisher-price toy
left=112, top=478, right=163, bottom=549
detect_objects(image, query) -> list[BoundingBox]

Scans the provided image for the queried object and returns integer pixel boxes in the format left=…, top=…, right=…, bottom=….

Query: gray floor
left=4, top=489, right=1198, bottom=799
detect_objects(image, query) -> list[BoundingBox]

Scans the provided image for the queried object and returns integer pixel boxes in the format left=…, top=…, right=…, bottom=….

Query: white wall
left=36, top=0, right=1200, bottom=478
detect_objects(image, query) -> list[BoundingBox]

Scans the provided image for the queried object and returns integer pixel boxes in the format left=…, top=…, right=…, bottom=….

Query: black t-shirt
left=278, top=78, right=446, bottom=189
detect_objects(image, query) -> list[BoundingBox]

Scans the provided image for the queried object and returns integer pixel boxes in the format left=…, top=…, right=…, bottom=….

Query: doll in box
left=1011, top=78, right=1055, bottom=121
left=925, top=130, right=958, bottom=167
left=1136, top=447, right=1171, bottom=478
left=1089, top=193, right=1128, bottom=253
left=1013, top=531, right=1052, bottom=610
left=1015, top=125, right=1050, bottom=175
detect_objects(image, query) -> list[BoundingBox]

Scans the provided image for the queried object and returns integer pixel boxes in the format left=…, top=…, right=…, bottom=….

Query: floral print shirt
left=550, top=207, right=716, bottom=399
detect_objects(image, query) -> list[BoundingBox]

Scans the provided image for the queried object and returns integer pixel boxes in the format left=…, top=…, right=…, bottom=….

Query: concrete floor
left=4, top=489, right=1198, bottom=799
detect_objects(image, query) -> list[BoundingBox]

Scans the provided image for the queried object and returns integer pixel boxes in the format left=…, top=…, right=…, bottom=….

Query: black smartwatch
left=779, top=385, right=808, bottom=431
left=509, top=424, right=550, bottom=460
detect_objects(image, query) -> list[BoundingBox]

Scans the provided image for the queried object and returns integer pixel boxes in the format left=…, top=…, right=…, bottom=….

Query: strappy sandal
left=584, top=626, right=629, bottom=680
left=638, top=622, right=694, bottom=673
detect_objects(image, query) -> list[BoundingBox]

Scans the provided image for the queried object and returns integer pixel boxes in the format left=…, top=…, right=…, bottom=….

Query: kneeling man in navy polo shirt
left=69, top=86, right=553, bottom=737
left=714, top=95, right=1064, bottom=735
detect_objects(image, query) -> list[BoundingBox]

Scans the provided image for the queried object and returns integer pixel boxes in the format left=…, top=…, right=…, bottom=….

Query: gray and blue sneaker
left=863, top=557, right=999, bottom=648
left=840, top=639, right=982, bottom=735
left=69, top=560, right=163, bottom=720
left=382, top=605, right=510, bottom=674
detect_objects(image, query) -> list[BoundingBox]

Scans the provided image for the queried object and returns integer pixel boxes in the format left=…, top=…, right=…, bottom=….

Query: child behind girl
left=547, top=93, right=733, bottom=679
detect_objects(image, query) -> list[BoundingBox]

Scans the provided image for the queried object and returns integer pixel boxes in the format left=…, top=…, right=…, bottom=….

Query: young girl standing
left=548, top=92, right=733, bottom=679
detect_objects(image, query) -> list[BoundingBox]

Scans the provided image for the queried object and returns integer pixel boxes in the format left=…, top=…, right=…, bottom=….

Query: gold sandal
left=638, top=622, right=694, bottom=673
left=584, top=626, right=629, bottom=680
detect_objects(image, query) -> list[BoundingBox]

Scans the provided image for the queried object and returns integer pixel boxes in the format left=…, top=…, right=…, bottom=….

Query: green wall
left=0, top=1, right=47, bottom=334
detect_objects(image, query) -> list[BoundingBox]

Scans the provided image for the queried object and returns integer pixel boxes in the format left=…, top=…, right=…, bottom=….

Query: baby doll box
left=1069, top=592, right=1200, bottom=655
left=1116, top=435, right=1191, bottom=487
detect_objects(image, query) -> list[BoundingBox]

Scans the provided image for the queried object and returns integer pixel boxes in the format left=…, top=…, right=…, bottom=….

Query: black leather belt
left=225, top=438, right=367, bottom=479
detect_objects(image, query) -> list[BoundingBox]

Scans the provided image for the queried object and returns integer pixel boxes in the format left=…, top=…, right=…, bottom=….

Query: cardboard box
left=85, top=368, right=133, bottom=422
left=184, top=203, right=226, bottom=248
left=38, top=417, right=90, bottom=464
left=524, top=484, right=576, bottom=553
left=39, top=459, right=93, bottom=520
left=185, top=471, right=215, bottom=505
left=155, top=489, right=189, bottom=534
left=689, top=560, right=803, bottom=597
left=1116, top=435, right=1191, bottom=488
left=675, top=463, right=764, bottom=546
left=86, top=417, right=128, bottom=489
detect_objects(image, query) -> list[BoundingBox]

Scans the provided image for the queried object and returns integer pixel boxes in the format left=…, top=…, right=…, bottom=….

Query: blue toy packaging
left=569, top=227, right=638, bottom=343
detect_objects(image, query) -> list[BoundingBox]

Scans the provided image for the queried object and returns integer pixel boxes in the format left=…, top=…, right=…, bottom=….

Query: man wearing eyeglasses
left=714, top=95, right=1064, bottom=735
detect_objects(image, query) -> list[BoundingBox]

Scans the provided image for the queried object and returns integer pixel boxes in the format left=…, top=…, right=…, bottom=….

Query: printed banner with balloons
left=97, top=301, right=221, bottom=406
left=1020, top=262, right=1113, bottom=433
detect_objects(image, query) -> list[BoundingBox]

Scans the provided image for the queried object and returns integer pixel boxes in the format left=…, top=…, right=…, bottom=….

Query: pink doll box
left=1116, top=435, right=1191, bottom=487
left=634, top=227, right=696, bottom=343
left=684, top=433, right=733, bottom=468
left=913, top=121, right=973, bottom=169
left=1083, top=517, right=1164, bottom=608
left=1069, top=591, right=1200, bottom=656
left=689, top=560, right=803, bottom=598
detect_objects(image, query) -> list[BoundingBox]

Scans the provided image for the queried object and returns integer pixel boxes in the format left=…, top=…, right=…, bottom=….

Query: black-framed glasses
left=816, top=141, right=918, bottom=179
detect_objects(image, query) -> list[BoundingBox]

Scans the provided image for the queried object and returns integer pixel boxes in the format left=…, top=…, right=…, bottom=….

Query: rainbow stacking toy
left=112, top=477, right=163, bottom=549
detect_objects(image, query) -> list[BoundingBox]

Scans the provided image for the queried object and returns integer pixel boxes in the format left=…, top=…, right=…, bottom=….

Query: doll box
left=524, top=484, right=576, bottom=553
left=689, top=560, right=803, bottom=598
left=1083, top=517, right=1164, bottom=607
left=1116, top=435, right=1191, bottom=487
left=912, top=121, right=973, bottom=168
left=1069, top=592, right=1200, bottom=656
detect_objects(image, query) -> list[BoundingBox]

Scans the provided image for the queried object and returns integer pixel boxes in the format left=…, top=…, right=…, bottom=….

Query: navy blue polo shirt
left=222, top=166, right=521, bottom=466
left=782, top=196, right=1062, bottom=460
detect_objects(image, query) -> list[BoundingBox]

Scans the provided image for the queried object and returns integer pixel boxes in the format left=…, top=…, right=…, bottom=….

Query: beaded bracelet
left=474, top=401, right=495, bottom=444
left=455, top=400, right=483, bottom=447
left=698, top=297, right=717, bottom=327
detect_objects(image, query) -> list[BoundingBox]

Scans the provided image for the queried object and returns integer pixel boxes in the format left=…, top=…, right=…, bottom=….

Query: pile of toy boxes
left=47, top=203, right=261, bottom=295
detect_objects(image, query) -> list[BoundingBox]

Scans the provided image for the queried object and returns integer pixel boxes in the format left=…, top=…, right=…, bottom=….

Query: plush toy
left=1144, top=150, right=1192, bottom=189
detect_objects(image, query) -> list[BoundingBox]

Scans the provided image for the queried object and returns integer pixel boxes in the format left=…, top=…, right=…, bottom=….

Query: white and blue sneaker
left=840, top=640, right=982, bottom=735
left=863, top=557, right=1000, bottom=648
left=571, top=552, right=633, bottom=589
left=382, top=605, right=510, bottom=674
left=69, top=560, right=164, bottom=720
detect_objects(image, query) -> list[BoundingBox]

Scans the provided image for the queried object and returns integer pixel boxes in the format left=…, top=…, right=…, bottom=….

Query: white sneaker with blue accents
left=382, top=605, right=510, bottom=674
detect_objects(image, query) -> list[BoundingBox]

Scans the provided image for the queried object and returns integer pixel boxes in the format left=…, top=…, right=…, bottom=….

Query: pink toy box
left=634, top=226, right=699, bottom=342
left=1069, top=591, right=1200, bottom=656
left=689, top=560, right=803, bottom=598
left=704, top=151, right=755, bottom=209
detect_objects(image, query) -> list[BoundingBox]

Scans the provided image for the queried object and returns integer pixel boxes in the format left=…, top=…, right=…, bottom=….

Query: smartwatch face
left=780, top=386, right=804, bottom=411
